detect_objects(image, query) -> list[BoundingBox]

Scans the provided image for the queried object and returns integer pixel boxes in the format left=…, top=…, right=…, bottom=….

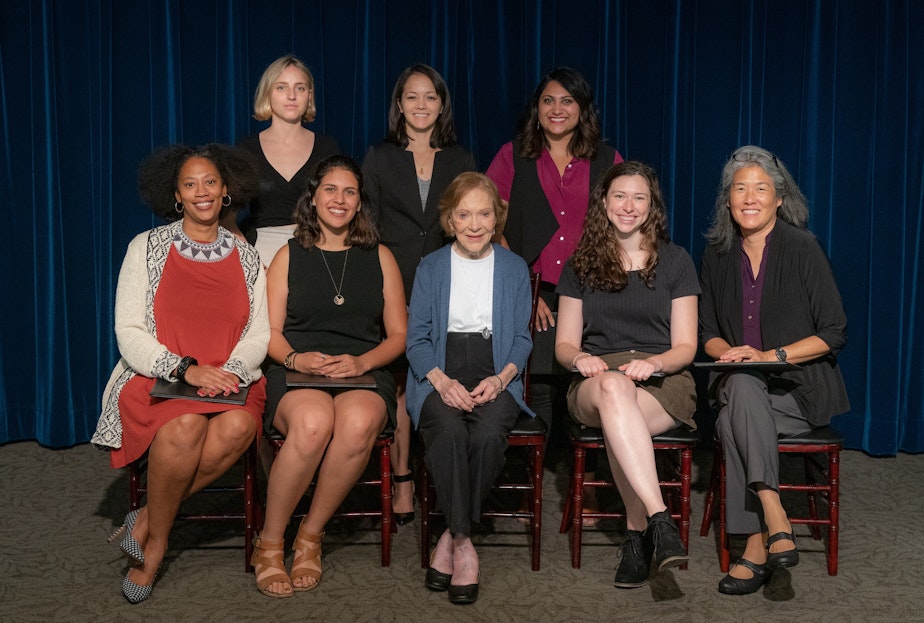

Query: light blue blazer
left=405, top=244, right=535, bottom=427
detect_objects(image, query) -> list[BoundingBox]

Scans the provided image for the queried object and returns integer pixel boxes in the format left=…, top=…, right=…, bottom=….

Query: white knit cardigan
left=91, top=221, right=269, bottom=450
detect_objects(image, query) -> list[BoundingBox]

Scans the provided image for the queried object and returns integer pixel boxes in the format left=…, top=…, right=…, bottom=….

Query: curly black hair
left=137, top=143, right=259, bottom=222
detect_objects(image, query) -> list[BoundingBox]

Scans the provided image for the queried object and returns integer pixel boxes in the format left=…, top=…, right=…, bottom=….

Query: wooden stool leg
left=569, top=447, right=587, bottom=569
left=827, top=447, right=840, bottom=575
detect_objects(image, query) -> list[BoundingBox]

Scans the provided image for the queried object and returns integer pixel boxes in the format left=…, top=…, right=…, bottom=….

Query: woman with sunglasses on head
left=700, top=145, right=849, bottom=594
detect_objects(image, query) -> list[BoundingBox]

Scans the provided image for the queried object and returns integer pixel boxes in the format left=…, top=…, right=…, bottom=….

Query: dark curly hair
left=515, top=67, right=603, bottom=160
left=293, top=154, right=379, bottom=249
left=568, top=161, right=669, bottom=292
left=137, top=143, right=259, bottom=222
left=386, top=63, right=458, bottom=149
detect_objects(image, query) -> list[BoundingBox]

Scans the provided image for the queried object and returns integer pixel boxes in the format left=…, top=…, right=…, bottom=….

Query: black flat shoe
left=718, top=558, right=772, bottom=595
left=766, top=531, right=800, bottom=569
left=425, top=567, right=451, bottom=592
left=393, top=471, right=415, bottom=526
left=448, top=582, right=479, bottom=605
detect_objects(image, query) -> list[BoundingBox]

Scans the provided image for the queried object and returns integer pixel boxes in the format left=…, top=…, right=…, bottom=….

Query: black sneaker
left=645, top=510, right=689, bottom=571
left=614, top=529, right=652, bottom=588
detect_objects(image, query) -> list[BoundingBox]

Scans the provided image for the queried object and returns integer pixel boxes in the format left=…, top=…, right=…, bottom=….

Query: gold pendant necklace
left=319, top=248, right=349, bottom=306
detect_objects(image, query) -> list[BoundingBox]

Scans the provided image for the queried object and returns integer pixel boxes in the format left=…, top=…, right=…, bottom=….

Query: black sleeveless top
left=284, top=241, right=384, bottom=355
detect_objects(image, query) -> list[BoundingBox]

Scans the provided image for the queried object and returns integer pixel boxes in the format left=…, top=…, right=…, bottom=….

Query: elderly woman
left=700, top=145, right=849, bottom=595
left=94, top=144, right=268, bottom=603
left=554, top=161, right=698, bottom=588
left=406, top=172, right=534, bottom=605
left=228, top=55, right=340, bottom=262
left=362, top=63, right=477, bottom=526
left=252, top=155, right=407, bottom=598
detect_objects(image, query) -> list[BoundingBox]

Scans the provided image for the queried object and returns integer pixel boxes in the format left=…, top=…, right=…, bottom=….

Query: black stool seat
left=779, top=426, right=844, bottom=446
left=570, top=422, right=698, bottom=445
left=510, top=412, right=546, bottom=436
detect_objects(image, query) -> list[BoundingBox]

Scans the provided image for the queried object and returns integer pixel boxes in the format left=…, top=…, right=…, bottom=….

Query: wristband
left=494, top=374, right=505, bottom=391
left=571, top=352, right=590, bottom=368
left=283, top=350, right=298, bottom=369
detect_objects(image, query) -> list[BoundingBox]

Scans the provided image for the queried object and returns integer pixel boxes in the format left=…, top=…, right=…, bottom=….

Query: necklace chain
left=319, top=248, right=349, bottom=306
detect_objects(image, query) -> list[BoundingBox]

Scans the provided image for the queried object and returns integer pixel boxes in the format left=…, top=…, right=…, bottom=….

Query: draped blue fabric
left=1, top=0, right=921, bottom=454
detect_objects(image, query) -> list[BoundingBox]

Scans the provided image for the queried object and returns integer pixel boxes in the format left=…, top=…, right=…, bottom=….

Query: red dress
left=111, top=244, right=266, bottom=468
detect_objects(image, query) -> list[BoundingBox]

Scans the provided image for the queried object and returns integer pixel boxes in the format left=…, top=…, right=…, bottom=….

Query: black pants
left=418, top=333, right=520, bottom=536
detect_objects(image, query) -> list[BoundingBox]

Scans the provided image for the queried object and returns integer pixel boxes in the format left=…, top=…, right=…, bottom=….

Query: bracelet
left=571, top=352, right=590, bottom=368
left=283, top=350, right=298, bottom=370
left=176, top=356, right=197, bottom=383
left=494, top=374, right=505, bottom=391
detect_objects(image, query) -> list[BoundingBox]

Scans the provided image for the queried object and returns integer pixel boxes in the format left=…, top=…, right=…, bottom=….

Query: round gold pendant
left=334, top=295, right=345, bottom=306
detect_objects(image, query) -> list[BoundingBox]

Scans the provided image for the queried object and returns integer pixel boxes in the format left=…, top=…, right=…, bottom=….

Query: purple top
left=739, top=231, right=773, bottom=350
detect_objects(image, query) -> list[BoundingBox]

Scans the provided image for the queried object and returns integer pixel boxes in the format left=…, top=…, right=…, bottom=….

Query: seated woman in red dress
left=93, top=144, right=269, bottom=604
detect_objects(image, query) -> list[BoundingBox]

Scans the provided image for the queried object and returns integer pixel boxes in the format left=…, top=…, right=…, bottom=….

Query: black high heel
left=392, top=471, right=415, bottom=526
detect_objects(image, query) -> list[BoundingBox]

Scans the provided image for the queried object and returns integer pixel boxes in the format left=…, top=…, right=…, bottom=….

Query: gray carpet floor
left=1, top=439, right=920, bottom=623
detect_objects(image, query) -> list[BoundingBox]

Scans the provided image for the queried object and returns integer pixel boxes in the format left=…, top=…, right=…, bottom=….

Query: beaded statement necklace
left=173, top=228, right=234, bottom=263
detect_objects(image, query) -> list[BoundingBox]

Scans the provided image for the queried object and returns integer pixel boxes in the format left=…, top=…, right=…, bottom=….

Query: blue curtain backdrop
left=1, top=0, right=921, bottom=454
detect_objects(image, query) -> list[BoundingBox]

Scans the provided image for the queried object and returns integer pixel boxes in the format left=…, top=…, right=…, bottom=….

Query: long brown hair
left=568, top=161, right=669, bottom=291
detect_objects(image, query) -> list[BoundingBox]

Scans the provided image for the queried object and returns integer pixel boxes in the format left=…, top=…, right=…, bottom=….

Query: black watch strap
left=775, top=347, right=787, bottom=362
left=176, top=356, right=198, bottom=383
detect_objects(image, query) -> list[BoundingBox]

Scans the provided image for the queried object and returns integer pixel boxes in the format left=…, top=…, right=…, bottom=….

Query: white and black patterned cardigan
left=92, top=221, right=269, bottom=450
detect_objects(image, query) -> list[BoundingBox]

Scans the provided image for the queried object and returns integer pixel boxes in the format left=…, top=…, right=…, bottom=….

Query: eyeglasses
left=732, top=149, right=780, bottom=169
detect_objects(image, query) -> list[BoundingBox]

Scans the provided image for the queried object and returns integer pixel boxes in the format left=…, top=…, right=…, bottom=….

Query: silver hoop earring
left=222, top=194, right=231, bottom=207
left=174, top=201, right=184, bottom=214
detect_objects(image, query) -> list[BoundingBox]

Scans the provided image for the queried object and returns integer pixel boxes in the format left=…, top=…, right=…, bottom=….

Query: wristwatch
left=176, top=356, right=198, bottom=383
left=774, top=347, right=787, bottom=363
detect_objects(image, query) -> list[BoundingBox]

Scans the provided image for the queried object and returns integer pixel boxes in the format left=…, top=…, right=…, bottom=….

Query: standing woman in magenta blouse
left=229, top=55, right=340, bottom=265
left=486, top=67, right=622, bottom=519
left=362, top=64, right=476, bottom=526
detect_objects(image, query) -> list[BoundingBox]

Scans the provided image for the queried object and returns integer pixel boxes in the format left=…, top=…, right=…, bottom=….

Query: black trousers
left=418, top=333, right=520, bottom=536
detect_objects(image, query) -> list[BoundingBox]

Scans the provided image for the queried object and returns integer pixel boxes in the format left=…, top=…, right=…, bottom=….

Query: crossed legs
left=127, top=409, right=257, bottom=589
left=573, top=372, right=677, bottom=530
left=716, top=372, right=810, bottom=580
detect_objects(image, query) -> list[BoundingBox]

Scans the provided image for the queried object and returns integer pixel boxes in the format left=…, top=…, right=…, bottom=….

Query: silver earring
left=175, top=201, right=184, bottom=214
left=222, top=194, right=231, bottom=207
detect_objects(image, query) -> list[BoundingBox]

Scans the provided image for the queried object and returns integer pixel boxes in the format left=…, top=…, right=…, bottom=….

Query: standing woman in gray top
left=555, top=161, right=699, bottom=589
left=362, top=64, right=476, bottom=526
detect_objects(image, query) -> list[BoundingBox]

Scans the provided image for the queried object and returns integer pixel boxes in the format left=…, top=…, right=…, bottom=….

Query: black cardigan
left=699, top=220, right=850, bottom=426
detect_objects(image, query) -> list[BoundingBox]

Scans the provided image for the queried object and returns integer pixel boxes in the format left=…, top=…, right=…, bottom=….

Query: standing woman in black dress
left=362, top=64, right=476, bottom=525
left=228, top=55, right=340, bottom=264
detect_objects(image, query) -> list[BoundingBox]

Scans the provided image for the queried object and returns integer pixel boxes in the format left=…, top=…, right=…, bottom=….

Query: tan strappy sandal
left=291, top=525, right=324, bottom=592
left=251, top=534, right=293, bottom=599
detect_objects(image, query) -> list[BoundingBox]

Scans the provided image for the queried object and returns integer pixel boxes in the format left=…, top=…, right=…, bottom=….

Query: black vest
left=505, top=141, right=616, bottom=267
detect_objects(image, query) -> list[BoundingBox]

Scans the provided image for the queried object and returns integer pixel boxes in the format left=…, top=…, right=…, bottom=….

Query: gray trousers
left=715, top=372, right=811, bottom=534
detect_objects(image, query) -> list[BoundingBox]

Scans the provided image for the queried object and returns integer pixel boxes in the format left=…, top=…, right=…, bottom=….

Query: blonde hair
left=252, top=55, right=316, bottom=123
